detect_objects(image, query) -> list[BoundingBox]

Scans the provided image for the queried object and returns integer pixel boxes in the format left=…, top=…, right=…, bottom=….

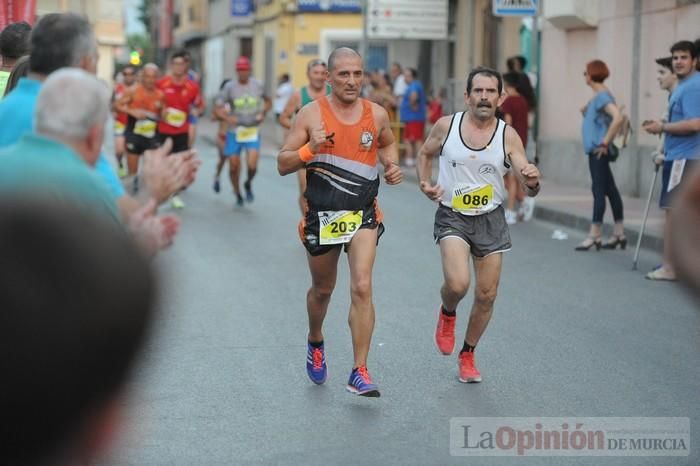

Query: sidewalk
left=198, top=117, right=665, bottom=253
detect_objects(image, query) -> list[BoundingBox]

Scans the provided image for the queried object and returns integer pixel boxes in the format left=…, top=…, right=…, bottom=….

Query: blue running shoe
left=346, top=366, right=380, bottom=397
left=235, top=194, right=244, bottom=207
left=244, top=180, right=254, bottom=203
left=306, top=341, right=327, bottom=385
left=213, top=178, right=220, bottom=193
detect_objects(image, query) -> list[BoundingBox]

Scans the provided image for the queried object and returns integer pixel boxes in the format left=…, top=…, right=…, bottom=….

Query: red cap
left=236, top=56, right=251, bottom=71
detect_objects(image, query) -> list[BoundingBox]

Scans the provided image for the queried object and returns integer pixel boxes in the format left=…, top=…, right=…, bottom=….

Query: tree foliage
left=137, top=0, right=156, bottom=33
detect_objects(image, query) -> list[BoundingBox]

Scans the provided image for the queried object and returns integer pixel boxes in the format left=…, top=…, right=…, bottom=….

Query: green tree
left=138, top=0, right=156, bottom=33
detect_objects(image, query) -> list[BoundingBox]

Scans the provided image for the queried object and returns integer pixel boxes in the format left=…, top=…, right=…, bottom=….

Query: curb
left=533, top=205, right=663, bottom=253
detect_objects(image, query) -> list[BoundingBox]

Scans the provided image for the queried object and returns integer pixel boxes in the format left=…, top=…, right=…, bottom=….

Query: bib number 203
left=330, top=220, right=358, bottom=234
left=319, top=210, right=363, bottom=245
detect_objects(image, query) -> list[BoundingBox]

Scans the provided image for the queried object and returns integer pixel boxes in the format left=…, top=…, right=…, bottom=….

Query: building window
left=240, top=37, right=253, bottom=58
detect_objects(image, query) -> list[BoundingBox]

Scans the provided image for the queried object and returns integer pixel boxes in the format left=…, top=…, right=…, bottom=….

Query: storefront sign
left=297, top=0, right=361, bottom=13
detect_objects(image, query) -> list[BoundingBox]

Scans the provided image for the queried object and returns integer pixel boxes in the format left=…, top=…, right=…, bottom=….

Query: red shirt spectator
left=500, top=94, right=529, bottom=148
left=428, top=97, right=443, bottom=124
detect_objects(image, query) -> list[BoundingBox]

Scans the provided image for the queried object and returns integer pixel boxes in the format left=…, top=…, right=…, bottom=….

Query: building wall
left=36, top=0, right=125, bottom=85
left=253, top=1, right=444, bottom=93
left=173, top=0, right=208, bottom=44
left=538, top=0, right=700, bottom=196
left=204, top=0, right=254, bottom=101
left=448, top=0, right=522, bottom=113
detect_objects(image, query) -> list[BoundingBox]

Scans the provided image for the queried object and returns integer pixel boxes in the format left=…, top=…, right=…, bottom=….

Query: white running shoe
left=505, top=209, right=517, bottom=225
left=519, top=197, right=535, bottom=222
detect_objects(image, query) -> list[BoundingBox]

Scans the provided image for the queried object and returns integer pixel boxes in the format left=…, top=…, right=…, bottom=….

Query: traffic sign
left=367, top=0, right=448, bottom=41
left=492, top=0, right=538, bottom=17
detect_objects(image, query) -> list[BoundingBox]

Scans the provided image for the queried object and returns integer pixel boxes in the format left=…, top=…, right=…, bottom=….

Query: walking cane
left=632, top=163, right=660, bottom=270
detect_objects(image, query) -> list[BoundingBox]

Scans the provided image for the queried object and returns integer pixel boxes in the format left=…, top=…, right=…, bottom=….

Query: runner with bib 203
left=417, top=67, right=540, bottom=384
left=277, top=47, right=402, bottom=397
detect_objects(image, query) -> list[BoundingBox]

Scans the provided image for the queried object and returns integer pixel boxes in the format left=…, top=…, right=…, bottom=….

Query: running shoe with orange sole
left=458, top=351, right=482, bottom=383
left=435, top=308, right=456, bottom=355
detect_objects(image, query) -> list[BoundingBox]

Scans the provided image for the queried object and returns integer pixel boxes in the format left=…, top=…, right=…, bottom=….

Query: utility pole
left=530, top=10, right=540, bottom=164
left=631, top=0, right=642, bottom=196
left=361, top=0, right=369, bottom=60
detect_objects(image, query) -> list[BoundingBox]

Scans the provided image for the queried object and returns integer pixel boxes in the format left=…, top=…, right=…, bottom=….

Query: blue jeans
left=588, top=153, right=624, bottom=224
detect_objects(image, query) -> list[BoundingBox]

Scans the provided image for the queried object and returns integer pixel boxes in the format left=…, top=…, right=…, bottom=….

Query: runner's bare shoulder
left=295, top=100, right=322, bottom=129
left=430, top=115, right=453, bottom=137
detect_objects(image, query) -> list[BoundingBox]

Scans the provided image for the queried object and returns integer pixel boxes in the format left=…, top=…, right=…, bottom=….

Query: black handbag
left=608, top=143, right=620, bottom=162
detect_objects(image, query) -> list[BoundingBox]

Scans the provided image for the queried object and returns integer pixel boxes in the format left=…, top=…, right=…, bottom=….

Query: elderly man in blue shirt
left=0, top=68, right=180, bottom=254
left=0, top=13, right=199, bottom=246
left=643, top=40, right=700, bottom=281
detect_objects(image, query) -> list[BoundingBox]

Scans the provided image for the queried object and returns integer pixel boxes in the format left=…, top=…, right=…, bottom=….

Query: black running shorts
left=158, top=132, right=189, bottom=153
left=125, top=132, right=160, bottom=155
left=299, top=200, right=384, bottom=256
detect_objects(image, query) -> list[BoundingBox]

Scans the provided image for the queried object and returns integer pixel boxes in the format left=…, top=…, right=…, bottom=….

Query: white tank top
left=437, top=112, right=510, bottom=216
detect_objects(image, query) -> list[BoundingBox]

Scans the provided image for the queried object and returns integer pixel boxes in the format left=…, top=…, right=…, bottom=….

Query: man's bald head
left=328, top=47, right=362, bottom=72
left=141, top=63, right=159, bottom=88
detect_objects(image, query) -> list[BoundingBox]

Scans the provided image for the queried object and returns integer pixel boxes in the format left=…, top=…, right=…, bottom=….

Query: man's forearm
left=416, top=150, right=433, bottom=183
left=664, top=119, right=700, bottom=135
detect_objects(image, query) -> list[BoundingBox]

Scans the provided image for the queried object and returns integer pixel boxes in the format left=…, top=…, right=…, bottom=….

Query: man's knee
left=444, top=278, right=469, bottom=300
left=350, top=275, right=372, bottom=303
left=309, top=283, right=334, bottom=302
left=474, top=285, right=498, bottom=309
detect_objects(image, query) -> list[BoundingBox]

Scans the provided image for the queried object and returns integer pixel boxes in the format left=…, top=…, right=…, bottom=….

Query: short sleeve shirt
left=665, top=72, right=700, bottom=160
left=157, top=76, right=201, bottom=135
left=400, top=81, right=426, bottom=123
left=216, top=78, right=266, bottom=127
left=0, top=77, right=125, bottom=198
left=0, top=134, right=120, bottom=224
left=581, top=90, right=614, bottom=154
left=501, top=94, right=529, bottom=148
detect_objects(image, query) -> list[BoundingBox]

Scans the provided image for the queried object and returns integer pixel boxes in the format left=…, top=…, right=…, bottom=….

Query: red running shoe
left=435, top=309, right=456, bottom=355
left=458, top=352, right=482, bottom=383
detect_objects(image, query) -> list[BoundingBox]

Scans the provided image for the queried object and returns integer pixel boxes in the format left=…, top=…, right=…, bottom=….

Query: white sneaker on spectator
left=519, top=197, right=535, bottom=222
left=505, top=209, right=517, bottom=225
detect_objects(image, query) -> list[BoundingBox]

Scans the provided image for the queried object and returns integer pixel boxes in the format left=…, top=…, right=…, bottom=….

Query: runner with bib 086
left=417, top=67, right=540, bottom=384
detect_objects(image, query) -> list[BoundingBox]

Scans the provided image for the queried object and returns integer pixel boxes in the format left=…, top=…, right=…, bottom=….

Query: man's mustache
left=477, top=102, right=492, bottom=108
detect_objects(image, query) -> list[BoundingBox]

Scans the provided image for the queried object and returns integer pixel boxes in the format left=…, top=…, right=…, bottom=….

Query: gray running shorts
left=433, top=204, right=512, bottom=257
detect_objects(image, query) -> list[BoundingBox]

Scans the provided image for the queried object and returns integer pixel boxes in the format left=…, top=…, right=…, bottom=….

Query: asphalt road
left=104, top=136, right=700, bottom=465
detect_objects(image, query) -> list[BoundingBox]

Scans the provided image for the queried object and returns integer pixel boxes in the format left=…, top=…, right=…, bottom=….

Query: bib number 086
left=459, top=193, right=489, bottom=207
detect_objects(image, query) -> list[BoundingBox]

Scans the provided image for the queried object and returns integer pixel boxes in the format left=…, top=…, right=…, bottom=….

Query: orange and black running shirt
left=157, top=76, right=201, bottom=135
left=305, top=97, right=380, bottom=211
left=126, top=85, right=164, bottom=137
